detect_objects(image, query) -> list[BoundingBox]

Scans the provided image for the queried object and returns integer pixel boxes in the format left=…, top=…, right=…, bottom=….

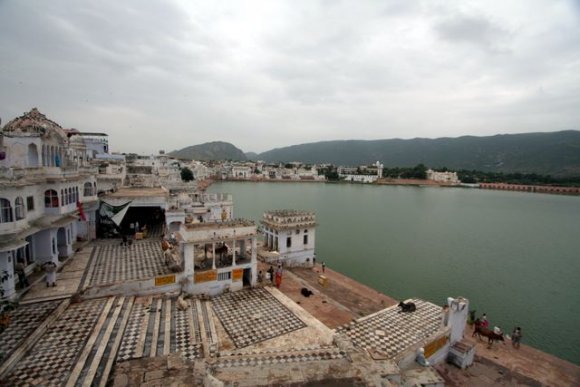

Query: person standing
left=268, top=265, right=275, bottom=285
left=512, top=327, right=522, bottom=349
left=15, top=261, right=30, bottom=289
left=44, top=261, right=57, bottom=287
left=322, top=261, right=326, bottom=273
left=275, top=264, right=283, bottom=289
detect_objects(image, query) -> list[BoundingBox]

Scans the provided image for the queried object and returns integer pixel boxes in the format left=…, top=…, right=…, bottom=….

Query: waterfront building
left=338, top=161, right=383, bottom=183
left=230, top=164, right=254, bottom=179
left=260, top=210, right=317, bottom=266
left=426, top=169, right=460, bottom=185
left=0, top=108, right=99, bottom=299
left=178, top=218, right=258, bottom=295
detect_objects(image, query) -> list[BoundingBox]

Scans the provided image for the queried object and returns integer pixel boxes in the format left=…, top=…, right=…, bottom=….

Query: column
left=251, top=237, right=257, bottom=286
left=183, top=243, right=194, bottom=277
left=232, top=239, right=236, bottom=266
left=211, top=242, right=216, bottom=270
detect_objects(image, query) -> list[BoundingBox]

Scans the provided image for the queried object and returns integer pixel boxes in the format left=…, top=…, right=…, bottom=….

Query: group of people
left=14, top=260, right=58, bottom=289
left=257, top=264, right=285, bottom=288
left=474, top=313, right=523, bottom=348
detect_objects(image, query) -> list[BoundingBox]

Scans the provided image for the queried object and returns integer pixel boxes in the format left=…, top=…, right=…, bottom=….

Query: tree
left=180, top=167, right=194, bottom=182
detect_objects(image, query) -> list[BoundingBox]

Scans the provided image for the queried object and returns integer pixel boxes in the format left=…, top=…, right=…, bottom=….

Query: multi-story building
left=260, top=210, right=317, bottom=266
left=0, top=108, right=99, bottom=299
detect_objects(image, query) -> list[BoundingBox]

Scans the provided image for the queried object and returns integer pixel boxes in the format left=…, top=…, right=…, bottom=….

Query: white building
left=261, top=210, right=316, bottom=266
left=338, top=161, right=384, bottom=183
left=166, top=192, right=234, bottom=233
left=0, top=108, right=99, bottom=299
left=426, top=169, right=460, bottom=185
left=179, top=219, right=258, bottom=295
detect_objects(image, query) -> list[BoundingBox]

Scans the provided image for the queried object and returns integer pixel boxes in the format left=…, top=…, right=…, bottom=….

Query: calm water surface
left=209, top=182, right=580, bottom=364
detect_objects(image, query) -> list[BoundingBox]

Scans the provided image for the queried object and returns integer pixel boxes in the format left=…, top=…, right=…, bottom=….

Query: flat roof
left=336, top=298, right=443, bottom=359
left=104, top=187, right=168, bottom=198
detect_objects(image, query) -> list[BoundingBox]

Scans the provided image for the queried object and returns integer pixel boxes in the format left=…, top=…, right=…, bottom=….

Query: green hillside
left=169, top=141, right=247, bottom=161
left=256, top=131, right=580, bottom=177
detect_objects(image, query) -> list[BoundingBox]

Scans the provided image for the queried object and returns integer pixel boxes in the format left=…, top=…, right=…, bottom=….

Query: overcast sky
left=1, top=1, right=579, bottom=154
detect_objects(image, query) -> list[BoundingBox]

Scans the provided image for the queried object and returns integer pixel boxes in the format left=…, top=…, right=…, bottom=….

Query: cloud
left=435, top=14, right=511, bottom=53
left=1, top=0, right=579, bottom=153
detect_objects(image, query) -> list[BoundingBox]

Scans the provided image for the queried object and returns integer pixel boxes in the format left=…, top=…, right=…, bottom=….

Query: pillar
left=232, top=239, right=236, bottom=266
left=211, top=242, right=216, bottom=270
left=251, top=237, right=257, bottom=286
left=447, top=297, right=469, bottom=344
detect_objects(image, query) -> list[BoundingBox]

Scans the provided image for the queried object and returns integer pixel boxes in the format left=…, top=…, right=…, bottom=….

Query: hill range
left=169, top=130, right=580, bottom=177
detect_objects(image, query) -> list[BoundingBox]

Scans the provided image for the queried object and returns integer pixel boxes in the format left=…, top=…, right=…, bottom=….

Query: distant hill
left=256, top=131, right=580, bottom=177
left=169, top=141, right=247, bottom=161
left=245, top=152, right=258, bottom=160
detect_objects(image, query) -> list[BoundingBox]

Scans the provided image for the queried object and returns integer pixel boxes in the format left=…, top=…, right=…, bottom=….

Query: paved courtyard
left=87, top=240, right=171, bottom=286
left=336, top=298, right=443, bottom=358
left=212, top=288, right=307, bottom=349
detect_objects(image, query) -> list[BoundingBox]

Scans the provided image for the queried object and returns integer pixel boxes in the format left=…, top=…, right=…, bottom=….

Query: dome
left=2, top=108, right=67, bottom=140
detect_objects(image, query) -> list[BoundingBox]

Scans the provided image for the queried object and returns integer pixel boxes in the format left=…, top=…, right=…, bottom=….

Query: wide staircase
left=0, top=296, right=214, bottom=386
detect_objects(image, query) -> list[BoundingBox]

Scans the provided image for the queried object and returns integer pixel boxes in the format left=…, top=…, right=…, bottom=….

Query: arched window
left=28, top=143, right=39, bottom=167
left=15, top=197, right=25, bottom=220
left=68, top=187, right=73, bottom=204
left=0, top=198, right=13, bottom=223
left=75, top=187, right=79, bottom=202
left=45, top=190, right=59, bottom=208
left=84, top=182, right=92, bottom=197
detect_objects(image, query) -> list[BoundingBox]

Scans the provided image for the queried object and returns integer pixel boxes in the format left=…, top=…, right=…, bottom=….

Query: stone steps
left=116, top=296, right=209, bottom=364
left=214, top=345, right=348, bottom=369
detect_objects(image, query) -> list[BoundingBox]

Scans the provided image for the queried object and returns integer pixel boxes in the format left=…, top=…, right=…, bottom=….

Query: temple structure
left=261, top=209, right=317, bottom=266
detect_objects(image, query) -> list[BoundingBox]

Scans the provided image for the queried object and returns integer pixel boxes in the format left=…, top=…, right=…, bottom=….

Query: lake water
left=209, top=182, right=580, bottom=364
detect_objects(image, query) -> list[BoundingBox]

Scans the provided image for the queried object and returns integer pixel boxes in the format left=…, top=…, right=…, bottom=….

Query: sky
left=1, top=1, right=579, bottom=154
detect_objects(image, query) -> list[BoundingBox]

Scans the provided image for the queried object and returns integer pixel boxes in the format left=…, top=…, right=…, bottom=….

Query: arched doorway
left=57, top=227, right=67, bottom=258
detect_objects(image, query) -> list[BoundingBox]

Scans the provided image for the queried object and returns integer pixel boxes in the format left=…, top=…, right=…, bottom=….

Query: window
left=0, top=198, right=13, bottom=223
left=218, top=271, right=232, bottom=281
left=304, top=229, right=308, bottom=233
left=15, top=197, right=25, bottom=220
left=304, top=235, right=308, bottom=245
left=27, top=196, right=34, bottom=211
left=84, top=182, right=93, bottom=197
left=61, top=189, right=66, bottom=205
left=45, top=189, right=59, bottom=208
left=286, top=237, right=292, bottom=248
left=295, top=229, right=300, bottom=234
left=68, top=187, right=73, bottom=205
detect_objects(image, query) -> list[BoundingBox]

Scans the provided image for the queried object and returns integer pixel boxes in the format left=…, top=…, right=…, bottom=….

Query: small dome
left=2, top=108, right=67, bottom=140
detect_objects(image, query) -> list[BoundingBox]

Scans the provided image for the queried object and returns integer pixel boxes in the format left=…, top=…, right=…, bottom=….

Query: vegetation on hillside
left=256, top=131, right=580, bottom=177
